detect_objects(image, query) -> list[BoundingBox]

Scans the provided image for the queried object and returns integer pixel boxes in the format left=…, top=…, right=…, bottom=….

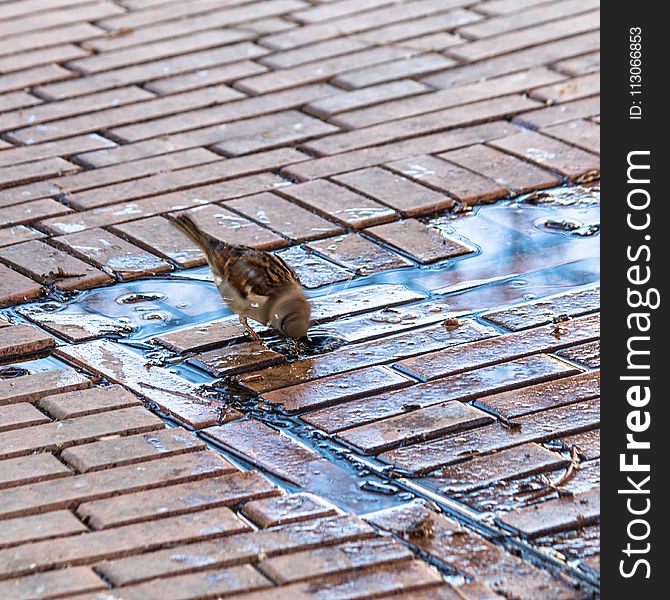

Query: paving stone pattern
left=1, top=2, right=599, bottom=598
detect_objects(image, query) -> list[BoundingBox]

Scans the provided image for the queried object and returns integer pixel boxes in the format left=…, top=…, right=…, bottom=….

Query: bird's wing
left=221, top=246, right=302, bottom=299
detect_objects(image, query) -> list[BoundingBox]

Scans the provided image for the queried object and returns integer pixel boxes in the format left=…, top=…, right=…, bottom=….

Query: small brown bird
left=171, top=212, right=311, bottom=340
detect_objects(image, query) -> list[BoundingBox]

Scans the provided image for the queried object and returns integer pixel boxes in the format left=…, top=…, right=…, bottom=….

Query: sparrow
left=170, top=212, right=311, bottom=340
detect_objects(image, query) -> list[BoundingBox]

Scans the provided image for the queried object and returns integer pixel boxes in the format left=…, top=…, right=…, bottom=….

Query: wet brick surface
left=0, top=2, right=599, bottom=597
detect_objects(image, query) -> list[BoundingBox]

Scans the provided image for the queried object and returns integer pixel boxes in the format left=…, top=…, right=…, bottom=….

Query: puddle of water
left=14, top=186, right=599, bottom=348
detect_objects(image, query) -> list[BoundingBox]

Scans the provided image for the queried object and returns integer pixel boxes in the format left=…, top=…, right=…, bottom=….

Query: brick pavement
left=1, top=1, right=599, bottom=598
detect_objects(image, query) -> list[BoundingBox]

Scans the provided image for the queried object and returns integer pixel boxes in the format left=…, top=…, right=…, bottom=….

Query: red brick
left=0, top=157, right=78, bottom=188
left=0, top=507, right=247, bottom=580
left=499, top=488, right=599, bottom=538
left=261, top=366, right=412, bottom=414
left=234, top=560, right=443, bottom=599
left=191, top=342, right=286, bottom=377
left=0, top=567, right=106, bottom=599
left=303, top=95, right=540, bottom=155
left=77, top=471, right=278, bottom=529
left=278, top=179, right=396, bottom=229
left=448, top=11, right=599, bottom=63
left=0, top=2, right=123, bottom=38
left=475, top=371, right=600, bottom=419
left=307, top=233, right=411, bottom=274
left=225, top=192, right=343, bottom=241
left=339, top=402, right=494, bottom=454
left=154, top=317, right=248, bottom=353
left=258, top=538, right=413, bottom=583
left=57, top=149, right=224, bottom=210
left=86, top=566, right=272, bottom=599
left=356, top=9, right=479, bottom=45
left=242, top=493, right=337, bottom=528
left=333, top=167, right=454, bottom=217
left=214, top=114, right=338, bottom=156
left=274, top=246, right=354, bottom=289
left=0, top=226, right=45, bottom=248
left=400, top=32, right=463, bottom=52
left=0, top=240, right=111, bottom=291
left=423, top=31, right=600, bottom=89
left=146, top=60, right=268, bottom=95
left=262, top=0, right=472, bottom=50
left=396, top=313, right=599, bottom=380
left=289, top=0, right=393, bottom=24
left=71, top=29, right=253, bottom=74
left=236, top=46, right=417, bottom=95
left=0, top=91, right=41, bottom=113
left=0, top=510, right=87, bottom=550
left=99, top=0, right=256, bottom=30
left=482, top=285, right=599, bottom=330
left=310, top=284, right=425, bottom=322
left=559, top=429, right=600, bottom=461
left=283, top=121, right=517, bottom=180
left=542, top=119, right=600, bottom=155
left=458, top=0, right=598, bottom=38
left=557, top=341, right=600, bottom=368
left=476, top=0, right=555, bottom=16
left=0, top=402, right=50, bottom=433
left=36, top=43, right=269, bottom=100
left=88, top=0, right=305, bottom=52
left=10, top=86, right=242, bottom=146
left=0, top=451, right=234, bottom=521
left=365, top=218, right=476, bottom=264
left=260, top=37, right=368, bottom=69
left=171, top=203, right=287, bottom=251
left=513, top=95, right=600, bottom=129
left=110, top=216, right=207, bottom=268
left=49, top=228, right=172, bottom=280
left=305, top=79, right=429, bottom=119
left=306, top=354, right=577, bottom=433
left=203, top=420, right=355, bottom=489
left=429, top=443, right=568, bottom=493
left=38, top=172, right=284, bottom=235
left=0, top=405, right=163, bottom=460
left=438, top=144, right=560, bottom=193
left=0, top=453, right=72, bottom=490
left=0, top=198, right=71, bottom=228
left=488, top=130, right=600, bottom=182
left=365, top=504, right=578, bottom=599
left=0, top=323, right=54, bottom=360
left=0, top=64, right=75, bottom=93
left=57, top=340, right=238, bottom=429
left=381, top=398, right=600, bottom=472
left=553, top=51, right=600, bottom=76
left=0, top=43, right=88, bottom=74
left=0, top=367, right=91, bottom=406
left=530, top=73, right=600, bottom=104
left=385, top=154, right=508, bottom=205
left=97, top=514, right=374, bottom=585
left=37, top=385, right=143, bottom=420
left=0, top=135, right=116, bottom=168
left=16, top=303, right=131, bottom=343
left=66, top=148, right=307, bottom=210
left=333, top=54, right=455, bottom=89
left=61, top=429, right=206, bottom=473
left=106, top=84, right=336, bottom=145
left=0, top=148, right=217, bottom=207
left=320, top=301, right=479, bottom=344
left=0, top=22, right=105, bottom=57
left=239, top=320, right=495, bottom=394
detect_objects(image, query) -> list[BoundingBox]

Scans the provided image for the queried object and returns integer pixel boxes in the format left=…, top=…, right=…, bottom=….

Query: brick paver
left=0, top=2, right=600, bottom=597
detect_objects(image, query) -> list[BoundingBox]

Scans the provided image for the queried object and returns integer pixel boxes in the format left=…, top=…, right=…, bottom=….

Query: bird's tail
left=170, top=212, right=210, bottom=247
left=170, top=211, right=232, bottom=278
